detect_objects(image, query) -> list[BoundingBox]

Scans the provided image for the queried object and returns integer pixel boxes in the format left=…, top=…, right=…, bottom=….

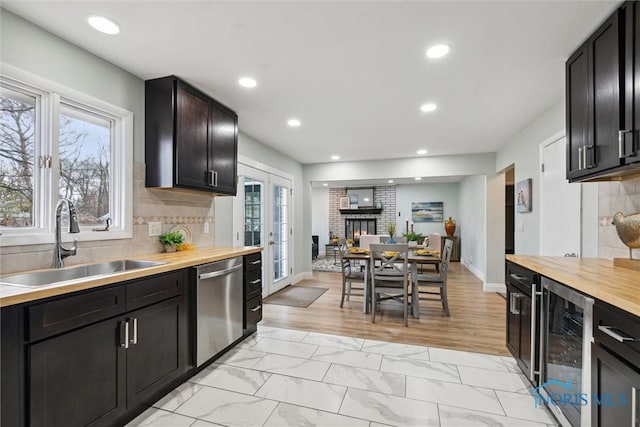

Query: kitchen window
left=0, top=70, right=133, bottom=246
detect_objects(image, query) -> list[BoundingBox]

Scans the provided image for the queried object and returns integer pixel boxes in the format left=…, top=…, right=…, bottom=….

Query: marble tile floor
left=127, top=325, right=558, bottom=427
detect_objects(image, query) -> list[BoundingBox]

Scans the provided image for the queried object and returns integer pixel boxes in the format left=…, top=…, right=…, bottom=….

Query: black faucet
left=53, top=198, right=80, bottom=268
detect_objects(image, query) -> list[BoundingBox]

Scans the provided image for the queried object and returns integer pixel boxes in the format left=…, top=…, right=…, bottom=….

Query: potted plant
left=386, top=222, right=397, bottom=243
left=159, top=231, right=184, bottom=253
left=403, top=231, right=424, bottom=247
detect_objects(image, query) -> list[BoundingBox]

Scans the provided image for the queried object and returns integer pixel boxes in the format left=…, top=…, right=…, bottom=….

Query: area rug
left=263, top=286, right=329, bottom=308
left=312, top=256, right=342, bottom=272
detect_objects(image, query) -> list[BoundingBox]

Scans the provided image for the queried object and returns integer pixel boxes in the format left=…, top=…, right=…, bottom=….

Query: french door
left=234, top=164, right=292, bottom=297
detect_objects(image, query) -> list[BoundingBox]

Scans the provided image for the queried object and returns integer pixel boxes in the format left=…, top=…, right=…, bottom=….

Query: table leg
left=411, top=263, right=420, bottom=319
left=363, top=261, right=370, bottom=314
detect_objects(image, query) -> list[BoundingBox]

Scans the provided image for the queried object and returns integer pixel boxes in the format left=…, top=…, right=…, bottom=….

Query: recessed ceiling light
left=426, top=44, right=450, bottom=59
left=415, top=177, right=422, bottom=181
left=388, top=180, right=394, bottom=183
left=287, top=119, right=301, bottom=127
left=331, top=155, right=340, bottom=160
left=417, top=149, right=428, bottom=155
left=420, top=103, right=437, bottom=113
left=87, top=15, right=120, bottom=35
left=238, top=77, right=257, bottom=88
left=323, top=183, right=328, bottom=186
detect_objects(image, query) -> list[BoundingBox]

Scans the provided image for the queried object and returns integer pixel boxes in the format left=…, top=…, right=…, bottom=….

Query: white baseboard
left=484, top=282, right=506, bottom=292
left=461, top=259, right=485, bottom=281
left=293, top=271, right=313, bottom=284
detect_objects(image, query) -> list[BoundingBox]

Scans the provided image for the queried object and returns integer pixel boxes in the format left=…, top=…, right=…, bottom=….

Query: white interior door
left=540, top=136, right=581, bottom=256
left=234, top=164, right=292, bottom=296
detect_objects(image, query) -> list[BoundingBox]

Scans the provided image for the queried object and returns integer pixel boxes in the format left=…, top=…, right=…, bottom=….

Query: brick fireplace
left=328, top=186, right=396, bottom=240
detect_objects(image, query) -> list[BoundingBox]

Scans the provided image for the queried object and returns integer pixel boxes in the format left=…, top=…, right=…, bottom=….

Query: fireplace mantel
left=339, top=208, right=383, bottom=215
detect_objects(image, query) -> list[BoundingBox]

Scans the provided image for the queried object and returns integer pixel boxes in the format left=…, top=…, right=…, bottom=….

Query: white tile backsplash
left=599, top=176, right=640, bottom=259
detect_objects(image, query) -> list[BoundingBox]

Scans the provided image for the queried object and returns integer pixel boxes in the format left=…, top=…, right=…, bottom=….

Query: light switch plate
left=148, top=222, right=161, bottom=236
left=203, top=222, right=210, bottom=234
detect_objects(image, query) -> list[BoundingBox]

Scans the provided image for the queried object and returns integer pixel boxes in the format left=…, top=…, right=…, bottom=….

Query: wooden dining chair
left=415, top=238, right=453, bottom=316
left=338, top=242, right=365, bottom=308
left=369, top=243, right=410, bottom=326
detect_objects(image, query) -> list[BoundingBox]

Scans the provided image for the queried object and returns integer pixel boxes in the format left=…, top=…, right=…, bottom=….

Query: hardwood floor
left=261, top=262, right=510, bottom=356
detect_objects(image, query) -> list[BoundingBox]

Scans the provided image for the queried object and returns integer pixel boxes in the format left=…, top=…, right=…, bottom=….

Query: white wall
left=395, top=183, right=459, bottom=237
left=458, top=175, right=486, bottom=279
left=311, top=187, right=329, bottom=254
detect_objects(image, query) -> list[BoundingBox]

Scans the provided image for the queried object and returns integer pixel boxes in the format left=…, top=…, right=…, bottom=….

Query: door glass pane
left=0, top=89, right=36, bottom=228
left=59, top=105, right=112, bottom=226
left=244, top=179, right=263, bottom=246
left=273, top=183, right=289, bottom=282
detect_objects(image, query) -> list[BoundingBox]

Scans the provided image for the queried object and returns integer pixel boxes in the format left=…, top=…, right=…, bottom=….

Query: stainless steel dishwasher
left=194, top=257, right=243, bottom=366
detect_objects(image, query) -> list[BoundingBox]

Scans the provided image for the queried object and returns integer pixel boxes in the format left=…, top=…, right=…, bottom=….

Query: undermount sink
left=0, top=260, right=167, bottom=288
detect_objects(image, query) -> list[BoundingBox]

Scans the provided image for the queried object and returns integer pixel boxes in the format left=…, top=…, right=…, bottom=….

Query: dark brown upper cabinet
left=623, top=1, right=640, bottom=168
left=145, top=76, right=238, bottom=195
left=566, top=3, right=640, bottom=182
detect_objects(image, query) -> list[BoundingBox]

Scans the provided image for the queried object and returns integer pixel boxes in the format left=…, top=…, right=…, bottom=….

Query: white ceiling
left=2, top=1, right=618, bottom=165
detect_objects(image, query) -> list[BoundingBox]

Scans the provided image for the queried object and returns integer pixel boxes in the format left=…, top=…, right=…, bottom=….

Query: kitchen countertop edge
left=0, top=246, right=262, bottom=308
left=506, top=255, right=640, bottom=317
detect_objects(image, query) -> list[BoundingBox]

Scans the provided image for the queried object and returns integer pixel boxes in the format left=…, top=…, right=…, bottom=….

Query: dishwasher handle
left=199, top=263, right=242, bottom=280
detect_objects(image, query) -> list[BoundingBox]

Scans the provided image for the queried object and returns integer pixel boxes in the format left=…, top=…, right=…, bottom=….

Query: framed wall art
left=412, top=201, right=443, bottom=223
left=339, top=196, right=350, bottom=210
left=516, top=178, right=532, bottom=213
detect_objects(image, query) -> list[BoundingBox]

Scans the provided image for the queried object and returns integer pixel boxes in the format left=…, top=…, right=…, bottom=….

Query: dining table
left=343, top=249, right=441, bottom=317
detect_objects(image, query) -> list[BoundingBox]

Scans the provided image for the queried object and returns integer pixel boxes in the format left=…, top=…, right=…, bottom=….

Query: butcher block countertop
left=507, top=255, right=640, bottom=317
left=0, top=246, right=262, bottom=308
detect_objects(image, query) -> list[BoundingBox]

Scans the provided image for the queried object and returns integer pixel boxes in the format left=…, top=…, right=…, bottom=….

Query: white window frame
left=0, top=64, right=133, bottom=247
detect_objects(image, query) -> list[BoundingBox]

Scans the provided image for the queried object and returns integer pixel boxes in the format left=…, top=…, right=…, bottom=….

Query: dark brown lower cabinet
left=591, top=343, right=640, bottom=426
left=29, top=316, right=127, bottom=427
left=29, top=295, right=189, bottom=427
left=243, top=252, right=262, bottom=336
left=1, top=269, right=192, bottom=427
left=127, top=296, right=189, bottom=407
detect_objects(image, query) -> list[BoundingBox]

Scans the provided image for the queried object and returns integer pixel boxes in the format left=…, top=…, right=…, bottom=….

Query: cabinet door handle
left=120, top=320, right=129, bottom=349
left=578, top=147, right=584, bottom=170
left=530, top=284, right=537, bottom=382
left=632, top=386, right=637, bottom=427
left=251, top=260, right=262, bottom=265
left=130, top=317, right=138, bottom=345
left=509, top=292, right=523, bottom=315
left=585, top=145, right=594, bottom=168
left=251, top=305, right=262, bottom=312
left=250, top=279, right=261, bottom=284
left=619, top=129, right=636, bottom=159
left=598, top=325, right=638, bottom=342
left=208, top=170, right=218, bottom=187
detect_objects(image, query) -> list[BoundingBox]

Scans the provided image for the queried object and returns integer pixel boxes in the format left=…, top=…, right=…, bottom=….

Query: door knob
left=269, top=240, right=275, bottom=245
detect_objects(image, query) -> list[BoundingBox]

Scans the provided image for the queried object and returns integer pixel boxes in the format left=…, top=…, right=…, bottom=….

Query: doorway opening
left=505, top=167, right=515, bottom=255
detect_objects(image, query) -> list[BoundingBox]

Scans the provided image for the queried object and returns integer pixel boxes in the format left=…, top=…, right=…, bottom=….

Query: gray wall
left=395, top=183, right=460, bottom=238
left=0, top=9, right=145, bottom=161
left=1, top=10, right=308, bottom=276
left=496, top=98, right=599, bottom=258
left=458, top=175, right=486, bottom=279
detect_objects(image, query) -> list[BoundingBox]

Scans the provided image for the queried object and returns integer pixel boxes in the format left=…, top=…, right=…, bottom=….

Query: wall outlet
left=203, top=222, right=210, bottom=234
left=148, top=222, right=161, bottom=236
